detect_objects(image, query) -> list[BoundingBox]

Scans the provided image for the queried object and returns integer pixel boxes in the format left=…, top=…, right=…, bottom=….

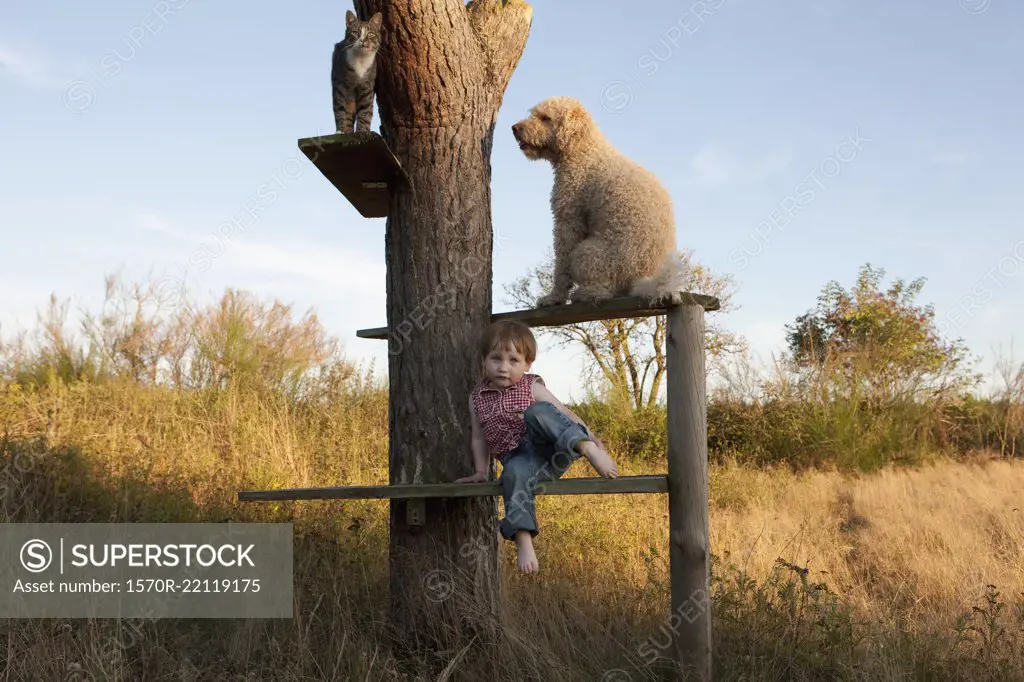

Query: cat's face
left=344, top=11, right=382, bottom=53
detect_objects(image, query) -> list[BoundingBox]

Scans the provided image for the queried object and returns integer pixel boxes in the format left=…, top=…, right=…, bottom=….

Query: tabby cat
left=331, top=10, right=382, bottom=133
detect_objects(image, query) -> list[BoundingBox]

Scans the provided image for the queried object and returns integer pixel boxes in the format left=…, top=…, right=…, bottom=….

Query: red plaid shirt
left=471, top=373, right=541, bottom=460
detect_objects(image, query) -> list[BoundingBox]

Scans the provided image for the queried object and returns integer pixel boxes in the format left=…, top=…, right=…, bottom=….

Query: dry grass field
left=0, top=286, right=1021, bottom=680
left=0, top=378, right=1021, bottom=681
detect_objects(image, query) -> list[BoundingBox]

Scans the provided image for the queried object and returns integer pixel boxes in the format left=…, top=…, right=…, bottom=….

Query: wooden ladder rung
left=237, top=474, right=668, bottom=502
left=357, top=293, right=720, bottom=340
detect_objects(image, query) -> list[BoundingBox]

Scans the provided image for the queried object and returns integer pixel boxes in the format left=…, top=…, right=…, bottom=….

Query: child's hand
left=455, top=471, right=489, bottom=483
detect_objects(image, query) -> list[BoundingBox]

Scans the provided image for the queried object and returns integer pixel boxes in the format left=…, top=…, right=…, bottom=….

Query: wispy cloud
left=932, top=151, right=970, bottom=166
left=908, top=132, right=977, bottom=170
left=221, top=240, right=384, bottom=296
left=136, top=212, right=188, bottom=239
left=876, top=225, right=946, bottom=253
left=0, top=42, right=65, bottom=90
left=688, top=140, right=795, bottom=189
left=979, top=302, right=1009, bottom=323
left=739, top=319, right=788, bottom=353
left=133, top=212, right=384, bottom=298
left=803, top=0, right=846, bottom=21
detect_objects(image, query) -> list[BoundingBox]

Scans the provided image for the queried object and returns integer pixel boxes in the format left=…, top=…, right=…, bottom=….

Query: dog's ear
left=555, top=104, right=590, bottom=153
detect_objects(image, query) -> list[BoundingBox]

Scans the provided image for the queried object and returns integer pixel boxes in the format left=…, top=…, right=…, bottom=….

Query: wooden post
left=665, top=301, right=711, bottom=681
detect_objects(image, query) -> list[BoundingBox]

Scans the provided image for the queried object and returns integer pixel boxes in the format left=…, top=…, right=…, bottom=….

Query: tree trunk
left=648, top=316, right=667, bottom=409
left=353, top=0, right=532, bottom=666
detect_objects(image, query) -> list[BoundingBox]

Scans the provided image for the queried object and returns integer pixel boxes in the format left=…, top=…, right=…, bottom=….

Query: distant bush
left=571, top=359, right=1023, bottom=472
left=2, top=273, right=1021, bottom=476
left=572, top=395, right=1022, bottom=473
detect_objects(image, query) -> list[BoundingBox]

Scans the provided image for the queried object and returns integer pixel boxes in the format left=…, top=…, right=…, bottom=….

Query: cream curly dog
left=511, top=96, right=686, bottom=306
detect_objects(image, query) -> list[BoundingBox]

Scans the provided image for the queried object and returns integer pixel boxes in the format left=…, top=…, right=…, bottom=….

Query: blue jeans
left=498, top=401, right=592, bottom=540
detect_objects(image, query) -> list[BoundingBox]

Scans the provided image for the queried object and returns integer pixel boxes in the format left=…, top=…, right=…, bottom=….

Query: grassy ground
left=1, top=284, right=1021, bottom=680
left=1, top=380, right=1022, bottom=681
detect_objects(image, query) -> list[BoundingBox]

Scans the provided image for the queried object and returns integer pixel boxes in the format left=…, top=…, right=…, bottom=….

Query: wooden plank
left=237, top=474, right=667, bottom=502
left=298, top=132, right=410, bottom=219
left=666, top=302, right=712, bottom=681
left=356, top=292, right=720, bottom=340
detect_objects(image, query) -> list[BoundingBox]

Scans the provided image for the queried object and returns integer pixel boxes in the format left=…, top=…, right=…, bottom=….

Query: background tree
left=784, top=262, right=980, bottom=403
left=352, top=0, right=533, bottom=659
left=505, top=248, right=744, bottom=410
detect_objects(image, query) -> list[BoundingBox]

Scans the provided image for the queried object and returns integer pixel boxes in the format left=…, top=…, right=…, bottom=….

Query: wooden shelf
left=298, top=131, right=410, bottom=218
left=238, top=474, right=667, bottom=502
left=356, top=291, right=720, bottom=340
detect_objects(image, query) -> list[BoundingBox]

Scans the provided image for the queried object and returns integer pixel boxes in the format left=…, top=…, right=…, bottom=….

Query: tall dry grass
left=0, top=278, right=1021, bottom=680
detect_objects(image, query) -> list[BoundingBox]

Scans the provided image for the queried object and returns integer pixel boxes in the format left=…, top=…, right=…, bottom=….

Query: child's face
left=482, top=344, right=532, bottom=388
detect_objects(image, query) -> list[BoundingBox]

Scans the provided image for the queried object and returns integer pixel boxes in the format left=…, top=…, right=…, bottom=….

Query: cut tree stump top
left=357, top=292, right=720, bottom=340
left=298, top=131, right=410, bottom=218
left=238, top=474, right=667, bottom=502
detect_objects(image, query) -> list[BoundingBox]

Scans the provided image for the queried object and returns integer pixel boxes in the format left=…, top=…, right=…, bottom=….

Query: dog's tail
left=630, top=251, right=690, bottom=304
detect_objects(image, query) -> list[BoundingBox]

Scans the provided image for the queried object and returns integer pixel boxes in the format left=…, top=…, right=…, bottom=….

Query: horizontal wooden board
left=356, top=292, right=720, bottom=340
left=298, top=131, right=410, bottom=218
left=238, top=474, right=668, bottom=502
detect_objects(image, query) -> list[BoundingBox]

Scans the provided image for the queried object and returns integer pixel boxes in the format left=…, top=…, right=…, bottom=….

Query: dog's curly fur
left=511, top=96, right=686, bottom=306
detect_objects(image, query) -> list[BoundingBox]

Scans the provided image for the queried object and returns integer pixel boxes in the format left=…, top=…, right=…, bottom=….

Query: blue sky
left=2, top=0, right=1022, bottom=401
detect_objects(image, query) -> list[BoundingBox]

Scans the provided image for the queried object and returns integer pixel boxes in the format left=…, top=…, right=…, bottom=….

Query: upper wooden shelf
left=356, top=292, right=720, bottom=340
left=298, top=131, right=410, bottom=218
left=238, top=474, right=668, bottom=502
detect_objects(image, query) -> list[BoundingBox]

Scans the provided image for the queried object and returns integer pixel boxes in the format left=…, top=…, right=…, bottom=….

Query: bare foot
left=577, top=439, right=618, bottom=478
left=514, top=530, right=539, bottom=574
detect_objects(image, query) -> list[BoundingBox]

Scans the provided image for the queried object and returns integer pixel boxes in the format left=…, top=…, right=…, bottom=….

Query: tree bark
left=352, top=0, right=531, bottom=666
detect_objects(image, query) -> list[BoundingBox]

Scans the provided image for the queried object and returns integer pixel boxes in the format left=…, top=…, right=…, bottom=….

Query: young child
left=455, top=319, right=618, bottom=573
